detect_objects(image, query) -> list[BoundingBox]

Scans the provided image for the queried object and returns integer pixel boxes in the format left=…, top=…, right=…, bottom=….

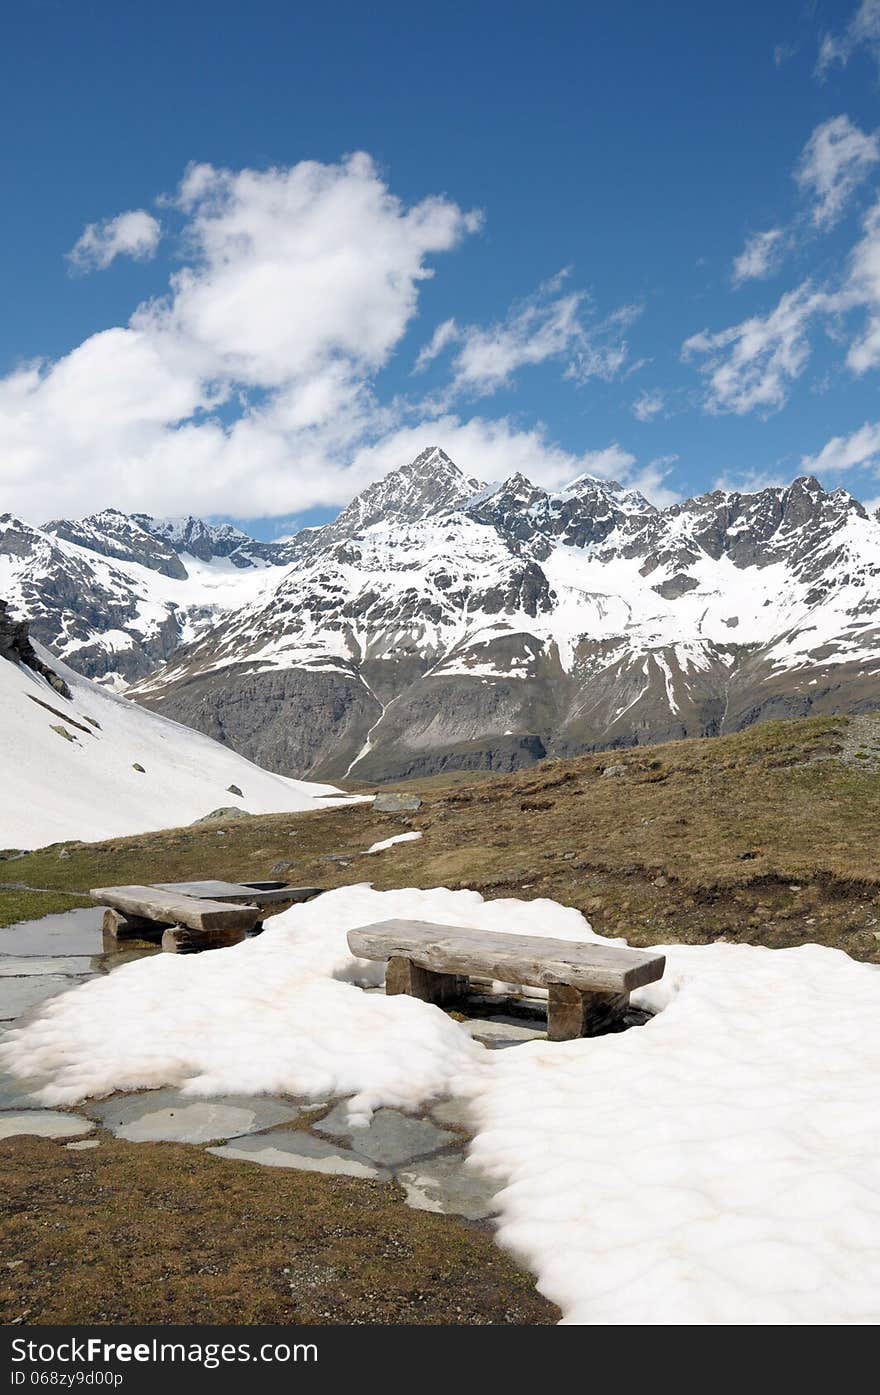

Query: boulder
left=373, top=792, right=422, bottom=813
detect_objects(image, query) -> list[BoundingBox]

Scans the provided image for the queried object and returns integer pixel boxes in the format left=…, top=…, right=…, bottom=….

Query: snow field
left=0, top=644, right=354, bottom=848
left=2, top=884, right=879, bottom=1323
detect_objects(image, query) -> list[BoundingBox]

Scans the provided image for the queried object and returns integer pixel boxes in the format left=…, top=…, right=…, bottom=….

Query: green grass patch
left=0, top=887, right=91, bottom=929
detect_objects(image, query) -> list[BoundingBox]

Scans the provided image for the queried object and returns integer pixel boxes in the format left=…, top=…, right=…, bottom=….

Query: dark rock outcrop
left=0, top=600, right=71, bottom=698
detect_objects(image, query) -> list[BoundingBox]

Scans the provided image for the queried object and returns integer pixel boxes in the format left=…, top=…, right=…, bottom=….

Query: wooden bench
left=91, top=880, right=322, bottom=953
left=347, top=920, right=665, bottom=1040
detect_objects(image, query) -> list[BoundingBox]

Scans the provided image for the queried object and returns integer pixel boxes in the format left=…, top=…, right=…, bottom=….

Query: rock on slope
left=0, top=614, right=350, bottom=850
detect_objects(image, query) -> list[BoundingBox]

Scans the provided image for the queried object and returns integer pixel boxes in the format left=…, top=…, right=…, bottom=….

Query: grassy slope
left=3, top=711, right=880, bottom=961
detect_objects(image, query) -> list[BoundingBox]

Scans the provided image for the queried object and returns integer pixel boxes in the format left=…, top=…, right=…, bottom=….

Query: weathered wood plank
left=547, top=986, right=629, bottom=1040
left=161, top=925, right=249, bottom=954
left=386, top=956, right=467, bottom=1005
left=90, top=885, right=260, bottom=932
left=348, top=921, right=665, bottom=994
left=153, top=881, right=322, bottom=907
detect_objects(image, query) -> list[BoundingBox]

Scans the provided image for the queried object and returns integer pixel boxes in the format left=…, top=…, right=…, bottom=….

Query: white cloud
left=713, top=467, right=789, bottom=494
left=801, top=419, right=880, bottom=473
left=816, top=0, right=880, bottom=78
left=413, top=318, right=458, bottom=372
left=627, top=454, right=679, bottom=508
left=682, top=283, right=827, bottom=415
left=773, top=41, right=798, bottom=68
left=1, top=154, right=641, bottom=524
left=728, top=118, right=878, bottom=293
left=147, top=154, right=482, bottom=389
left=431, top=275, right=638, bottom=402
left=686, top=184, right=880, bottom=411
left=631, top=388, right=665, bottom=421
left=843, top=198, right=880, bottom=371
left=0, top=154, right=486, bottom=521
left=732, top=228, right=787, bottom=285
left=67, top=209, right=162, bottom=273
left=795, top=115, right=879, bottom=228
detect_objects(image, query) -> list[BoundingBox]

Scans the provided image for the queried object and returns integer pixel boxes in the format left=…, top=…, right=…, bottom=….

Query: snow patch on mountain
left=0, top=640, right=352, bottom=849
left=8, top=448, right=880, bottom=779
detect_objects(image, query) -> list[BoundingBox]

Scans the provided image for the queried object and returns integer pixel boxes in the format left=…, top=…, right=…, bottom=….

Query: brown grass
left=0, top=1135, right=556, bottom=1325
left=3, top=712, right=879, bottom=960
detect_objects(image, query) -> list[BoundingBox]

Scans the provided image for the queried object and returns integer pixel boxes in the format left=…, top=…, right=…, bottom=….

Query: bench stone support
left=385, top=955, right=467, bottom=1006
left=547, top=985, right=629, bottom=1041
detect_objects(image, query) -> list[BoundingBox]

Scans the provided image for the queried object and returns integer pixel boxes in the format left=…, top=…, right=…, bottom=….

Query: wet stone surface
left=397, top=1153, right=501, bottom=1221
left=0, top=1110, right=94, bottom=1140
left=0, top=907, right=107, bottom=957
left=0, top=974, right=91, bottom=1022
left=314, top=1105, right=456, bottom=1167
left=0, top=956, right=96, bottom=978
left=86, top=1088, right=302, bottom=1144
left=208, top=1131, right=388, bottom=1180
left=0, top=905, right=518, bottom=1222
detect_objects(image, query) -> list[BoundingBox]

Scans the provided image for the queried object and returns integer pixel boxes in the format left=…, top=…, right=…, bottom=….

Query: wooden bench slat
left=347, top=920, right=665, bottom=994
left=152, top=880, right=320, bottom=907
left=90, top=885, right=261, bottom=933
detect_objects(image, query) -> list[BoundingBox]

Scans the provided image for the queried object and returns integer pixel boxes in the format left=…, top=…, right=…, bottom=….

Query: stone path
left=0, top=906, right=552, bottom=1222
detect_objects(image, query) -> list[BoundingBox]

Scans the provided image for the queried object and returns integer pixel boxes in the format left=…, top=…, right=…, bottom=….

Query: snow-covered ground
left=3, top=884, right=879, bottom=1324
left=0, top=647, right=354, bottom=848
left=363, top=831, right=423, bottom=854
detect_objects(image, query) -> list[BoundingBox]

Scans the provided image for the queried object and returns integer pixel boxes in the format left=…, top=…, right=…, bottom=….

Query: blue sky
left=2, top=1, right=880, bottom=537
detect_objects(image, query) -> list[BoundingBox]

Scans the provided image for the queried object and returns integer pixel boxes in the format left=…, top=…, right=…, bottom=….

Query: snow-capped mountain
left=0, top=600, right=350, bottom=849
left=5, top=446, right=880, bottom=781
left=0, top=509, right=292, bottom=688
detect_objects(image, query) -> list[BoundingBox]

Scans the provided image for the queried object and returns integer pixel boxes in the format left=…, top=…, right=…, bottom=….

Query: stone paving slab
left=209, top=1130, right=388, bottom=1179
left=0, top=1110, right=94, bottom=1140
left=0, top=975, right=87, bottom=1021
left=85, top=1088, right=302, bottom=1144
left=462, top=1016, right=547, bottom=1046
left=0, top=956, right=96, bottom=977
left=314, top=1105, right=456, bottom=1167
left=397, top=1152, right=500, bottom=1221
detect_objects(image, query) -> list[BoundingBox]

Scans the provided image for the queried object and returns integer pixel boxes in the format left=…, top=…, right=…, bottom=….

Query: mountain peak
left=328, top=446, right=485, bottom=537
left=407, top=445, right=459, bottom=477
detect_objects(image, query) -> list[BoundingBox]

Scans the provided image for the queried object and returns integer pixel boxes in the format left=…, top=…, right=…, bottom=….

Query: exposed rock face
left=45, top=510, right=188, bottom=579
left=130, top=514, right=297, bottom=569
left=0, top=599, right=70, bottom=698
left=7, top=449, right=880, bottom=780
left=311, top=446, right=482, bottom=544
left=0, top=508, right=293, bottom=688
left=144, top=665, right=382, bottom=781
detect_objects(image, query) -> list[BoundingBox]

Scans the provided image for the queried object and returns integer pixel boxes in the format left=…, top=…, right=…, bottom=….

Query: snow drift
left=0, top=644, right=354, bottom=849
left=3, top=884, right=879, bottom=1324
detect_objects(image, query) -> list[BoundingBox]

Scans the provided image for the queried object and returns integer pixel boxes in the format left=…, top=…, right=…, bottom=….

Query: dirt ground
left=0, top=1134, right=557, bottom=1326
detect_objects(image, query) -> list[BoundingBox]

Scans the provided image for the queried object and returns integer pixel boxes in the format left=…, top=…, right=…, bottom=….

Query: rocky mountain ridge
left=4, top=448, right=880, bottom=779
